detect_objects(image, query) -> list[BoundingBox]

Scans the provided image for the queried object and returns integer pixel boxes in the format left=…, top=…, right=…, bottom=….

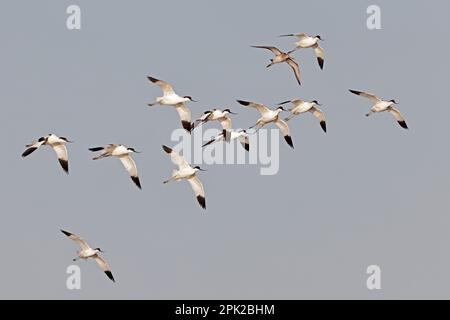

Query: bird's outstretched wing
left=147, top=76, right=175, bottom=95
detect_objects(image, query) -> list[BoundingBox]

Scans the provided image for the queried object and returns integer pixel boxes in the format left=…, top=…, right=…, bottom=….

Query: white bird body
left=162, top=145, right=206, bottom=209
left=292, top=34, right=320, bottom=48
left=22, top=133, right=72, bottom=174
left=61, top=229, right=115, bottom=282
left=155, top=94, right=190, bottom=106
left=349, top=89, right=408, bottom=129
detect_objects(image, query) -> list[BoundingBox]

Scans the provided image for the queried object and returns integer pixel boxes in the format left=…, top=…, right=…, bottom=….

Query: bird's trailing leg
left=92, top=153, right=110, bottom=160
left=366, top=110, right=374, bottom=117
left=163, top=177, right=174, bottom=184
left=284, top=114, right=295, bottom=122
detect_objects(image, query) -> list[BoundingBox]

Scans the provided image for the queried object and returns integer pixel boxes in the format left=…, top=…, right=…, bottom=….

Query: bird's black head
left=315, top=35, right=323, bottom=40
left=390, top=99, right=399, bottom=104
left=223, top=108, right=237, bottom=115
left=94, top=247, right=104, bottom=253
left=184, top=96, right=197, bottom=102
left=194, top=166, right=207, bottom=171
left=127, top=147, right=140, bottom=153
left=277, top=106, right=286, bottom=111
left=312, top=100, right=321, bottom=105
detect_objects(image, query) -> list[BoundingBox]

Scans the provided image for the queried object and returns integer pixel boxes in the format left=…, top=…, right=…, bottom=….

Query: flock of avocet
left=22, top=32, right=409, bottom=282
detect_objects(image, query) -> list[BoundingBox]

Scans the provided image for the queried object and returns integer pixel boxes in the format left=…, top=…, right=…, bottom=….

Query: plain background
left=0, top=0, right=449, bottom=299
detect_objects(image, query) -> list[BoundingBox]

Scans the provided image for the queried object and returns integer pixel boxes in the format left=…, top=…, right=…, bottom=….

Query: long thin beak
left=199, top=168, right=207, bottom=171
left=191, top=99, right=198, bottom=102
left=316, top=103, right=322, bottom=106
left=229, top=111, right=238, bottom=115
left=278, top=34, right=293, bottom=37
left=134, top=150, right=141, bottom=153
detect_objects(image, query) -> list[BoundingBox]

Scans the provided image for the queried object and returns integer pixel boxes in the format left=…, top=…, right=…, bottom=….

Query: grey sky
left=0, top=0, right=449, bottom=299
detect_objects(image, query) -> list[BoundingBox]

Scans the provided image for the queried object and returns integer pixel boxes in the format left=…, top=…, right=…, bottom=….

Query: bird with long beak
left=192, top=108, right=238, bottom=131
left=162, top=145, right=207, bottom=210
left=89, top=144, right=143, bottom=189
left=278, top=33, right=325, bottom=69
left=61, top=229, right=115, bottom=283
left=349, top=89, right=408, bottom=129
left=251, top=46, right=302, bottom=85
left=278, top=99, right=327, bottom=133
left=237, top=99, right=294, bottom=149
left=22, top=133, right=73, bottom=174
left=147, top=76, right=197, bottom=132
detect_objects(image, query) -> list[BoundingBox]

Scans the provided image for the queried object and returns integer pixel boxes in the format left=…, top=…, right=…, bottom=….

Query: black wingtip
left=318, top=57, right=324, bottom=70
left=320, top=121, right=327, bottom=133
left=131, top=176, right=142, bottom=189
left=59, top=159, right=69, bottom=174
left=105, top=271, right=115, bottom=282
left=284, top=135, right=294, bottom=149
left=182, top=121, right=192, bottom=133
left=349, top=89, right=360, bottom=95
left=398, top=121, right=408, bottom=129
left=60, top=229, right=72, bottom=237
left=244, top=143, right=250, bottom=152
left=236, top=100, right=250, bottom=106
left=21, top=147, right=37, bottom=158
left=89, top=147, right=104, bottom=152
left=147, top=76, right=158, bottom=83
left=197, top=196, right=206, bottom=209
left=162, top=145, right=172, bottom=154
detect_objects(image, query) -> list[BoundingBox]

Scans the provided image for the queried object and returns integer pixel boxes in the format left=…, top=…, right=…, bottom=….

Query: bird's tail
left=163, top=170, right=177, bottom=184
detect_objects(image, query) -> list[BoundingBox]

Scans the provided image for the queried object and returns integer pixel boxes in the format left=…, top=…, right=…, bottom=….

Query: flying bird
left=202, top=129, right=249, bottom=152
left=162, top=145, right=206, bottom=209
left=237, top=99, right=294, bottom=149
left=349, top=89, right=408, bottom=129
left=192, top=108, right=237, bottom=131
left=147, top=76, right=196, bottom=132
left=278, top=33, right=325, bottom=69
left=89, top=144, right=142, bottom=189
left=61, top=229, right=115, bottom=283
left=278, top=99, right=327, bottom=133
left=251, top=46, right=302, bottom=85
left=21, top=133, right=72, bottom=174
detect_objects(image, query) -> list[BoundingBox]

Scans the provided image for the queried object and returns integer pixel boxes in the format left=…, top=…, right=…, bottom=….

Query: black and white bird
left=192, top=108, right=237, bottom=131
left=162, top=145, right=206, bottom=209
left=251, top=46, right=301, bottom=85
left=61, top=229, right=115, bottom=283
left=349, top=89, right=408, bottom=129
left=278, top=33, right=325, bottom=69
left=21, top=133, right=72, bottom=174
left=147, top=76, right=197, bottom=132
left=278, top=99, right=327, bottom=133
left=89, top=144, right=142, bottom=189
left=202, top=129, right=249, bottom=152
left=237, top=100, right=294, bottom=149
